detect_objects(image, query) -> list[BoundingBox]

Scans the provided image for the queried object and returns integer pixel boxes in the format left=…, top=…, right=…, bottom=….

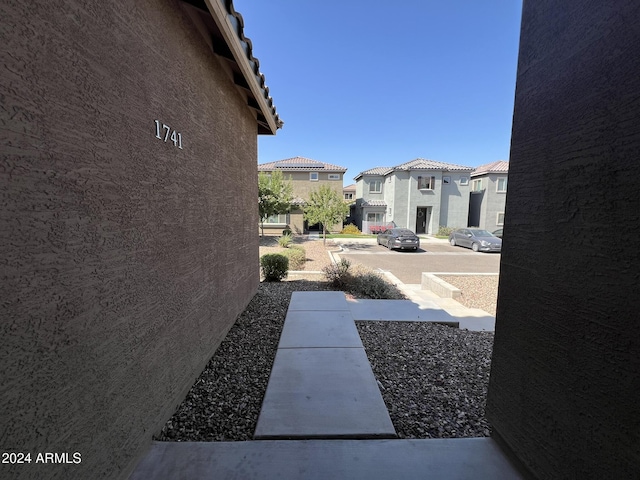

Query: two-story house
left=258, top=156, right=347, bottom=234
left=468, top=160, right=509, bottom=232
left=353, top=159, right=474, bottom=234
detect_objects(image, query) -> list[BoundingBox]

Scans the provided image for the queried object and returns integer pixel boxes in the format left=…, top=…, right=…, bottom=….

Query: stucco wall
left=1, top=1, right=260, bottom=479
left=471, top=173, right=506, bottom=231
left=439, top=174, right=471, bottom=229
left=401, top=172, right=442, bottom=233
left=389, top=172, right=409, bottom=228
left=283, top=171, right=344, bottom=200
left=360, top=175, right=385, bottom=202
left=487, top=1, right=640, bottom=478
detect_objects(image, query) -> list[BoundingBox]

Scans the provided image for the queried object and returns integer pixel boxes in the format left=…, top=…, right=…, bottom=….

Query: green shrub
left=282, top=228, right=292, bottom=236
left=340, top=224, right=361, bottom=235
left=349, top=271, right=405, bottom=299
left=345, top=264, right=405, bottom=299
left=436, top=226, right=455, bottom=237
left=323, top=260, right=405, bottom=299
left=323, top=259, right=351, bottom=288
left=277, top=233, right=293, bottom=248
left=260, top=254, right=289, bottom=281
left=282, top=245, right=306, bottom=270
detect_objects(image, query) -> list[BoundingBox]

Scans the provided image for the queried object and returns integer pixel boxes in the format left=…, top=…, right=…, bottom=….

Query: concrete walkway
left=130, top=290, right=525, bottom=479
left=131, top=438, right=525, bottom=479
left=254, top=292, right=396, bottom=439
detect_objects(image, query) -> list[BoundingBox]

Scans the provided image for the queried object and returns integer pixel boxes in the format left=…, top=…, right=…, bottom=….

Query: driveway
left=336, top=239, right=501, bottom=284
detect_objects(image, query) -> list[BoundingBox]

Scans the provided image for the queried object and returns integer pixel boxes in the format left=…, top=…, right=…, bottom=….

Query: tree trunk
left=322, top=224, right=326, bottom=244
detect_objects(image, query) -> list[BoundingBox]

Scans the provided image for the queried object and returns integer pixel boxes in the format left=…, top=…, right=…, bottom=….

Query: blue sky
left=232, top=0, right=523, bottom=184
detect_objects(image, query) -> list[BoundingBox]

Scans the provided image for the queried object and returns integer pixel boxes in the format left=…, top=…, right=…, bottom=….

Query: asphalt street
left=337, top=241, right=501, bottom=284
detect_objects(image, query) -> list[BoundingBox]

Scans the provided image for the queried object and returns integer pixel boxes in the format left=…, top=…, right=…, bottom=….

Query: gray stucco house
left=352, top=159, right=474, bottom=234
left=468, top=160, right=509, bottom=232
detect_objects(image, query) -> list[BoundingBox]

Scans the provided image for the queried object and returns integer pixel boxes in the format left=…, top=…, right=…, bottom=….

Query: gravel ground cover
left=356, top=321, right=493, bottom=438
left=437, top=275, right=499, bottom=316
left=156, top=236, right=495, bottom=442
left=155, top=280, right=333, bottom=441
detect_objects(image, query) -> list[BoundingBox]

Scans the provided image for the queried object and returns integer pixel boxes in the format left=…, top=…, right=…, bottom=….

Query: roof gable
left=354, top=158, right=473, bottom=180
left=258, top=156, right=347, bottom=172
left=471, top=161, right=509, bottom=176
left=394, top=158, right=474, bottom=172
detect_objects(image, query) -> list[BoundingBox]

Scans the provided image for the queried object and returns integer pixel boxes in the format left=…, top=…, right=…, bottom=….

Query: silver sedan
left=449, top=228, right=502, bottom=252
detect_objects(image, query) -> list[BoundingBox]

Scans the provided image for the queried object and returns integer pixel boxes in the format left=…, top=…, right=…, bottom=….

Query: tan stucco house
left=258, top=157, right=348, bottom=234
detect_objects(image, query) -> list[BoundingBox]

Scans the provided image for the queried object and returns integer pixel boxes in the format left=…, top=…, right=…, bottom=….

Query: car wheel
left=472, top=243, right=479, bottom=252
left=450, top=238, right=456, bottom=246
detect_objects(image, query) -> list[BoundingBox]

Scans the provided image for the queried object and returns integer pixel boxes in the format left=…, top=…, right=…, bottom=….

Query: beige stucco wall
left=284, top=171, right=344, bottom=199
left=1, top=2, right=260, bottom=479
left=259, top=171, right=345, bottom=234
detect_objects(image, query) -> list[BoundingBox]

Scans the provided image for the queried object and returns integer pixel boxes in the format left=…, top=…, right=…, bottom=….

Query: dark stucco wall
left=487, top=1, right=640, bottom=478
left=1, top=1, right=259, bottom=479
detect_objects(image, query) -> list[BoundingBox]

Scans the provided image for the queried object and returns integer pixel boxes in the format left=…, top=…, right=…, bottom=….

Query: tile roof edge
left=215, top=0, right=283, bottom=132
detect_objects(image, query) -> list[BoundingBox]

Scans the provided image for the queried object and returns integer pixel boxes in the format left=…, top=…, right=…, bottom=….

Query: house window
left=367, top=212, right=384, bottom=223
left=265, top=213, right=288, bottom=224
left=496, top=177, right=508, bottom=192
left=443, top=176, right=451, bottom=185
left=418, top=176, right=436, bottom=190
left=460, top=176, right=469, bottom=186
left=497, top=212, right=505, bottom=225
left=472, top=179, right=483, bottom=192
left=309, top=172, right=319, bottom=181
left=369, top=180, right=382, bottom=193
left=344, top=192, right=353, bottom=200
left=328, top=173, right=340, bottom=180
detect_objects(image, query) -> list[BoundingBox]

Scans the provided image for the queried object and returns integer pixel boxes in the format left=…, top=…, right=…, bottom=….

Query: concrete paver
left=278, top=311, right=363, bottom=348
left=347, top=299, right=459, bottom=326
left=130, top=438, right=525, bottom=480
left=255, top=290, right=395, bottom=439
left=288, top=291, right=350, bottom=311
left=254, top=347, right=396, bottom=439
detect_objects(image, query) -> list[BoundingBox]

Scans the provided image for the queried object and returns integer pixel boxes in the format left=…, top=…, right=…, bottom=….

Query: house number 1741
left=154, top=120, right=183, bottom=149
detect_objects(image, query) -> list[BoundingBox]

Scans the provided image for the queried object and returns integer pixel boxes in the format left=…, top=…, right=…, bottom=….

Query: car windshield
left=394, top=229, right=415, bottom=236
left=470, top=229, right=493, bottom=237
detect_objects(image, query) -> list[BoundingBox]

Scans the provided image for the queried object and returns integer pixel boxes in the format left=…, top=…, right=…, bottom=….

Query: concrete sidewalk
left=254, top=292, right=396, bottom=439
left=131, top=245, right=501, bottom=478
left=131, top=438, right=525, bottom=480
left=130, top=290, right=522, bottom=480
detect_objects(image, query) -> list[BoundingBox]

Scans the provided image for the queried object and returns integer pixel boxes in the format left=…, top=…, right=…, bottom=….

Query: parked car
left=449, top=228, right=502, bottom=252
left=377, top=228, right=420, bottom=251
left=492, top=228, right=503, bottom=238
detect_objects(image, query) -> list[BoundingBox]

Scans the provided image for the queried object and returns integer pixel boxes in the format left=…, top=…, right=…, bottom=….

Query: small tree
left=304, top=184, right=349, bottom=244
left=258, top=170, right=293, bottom=237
